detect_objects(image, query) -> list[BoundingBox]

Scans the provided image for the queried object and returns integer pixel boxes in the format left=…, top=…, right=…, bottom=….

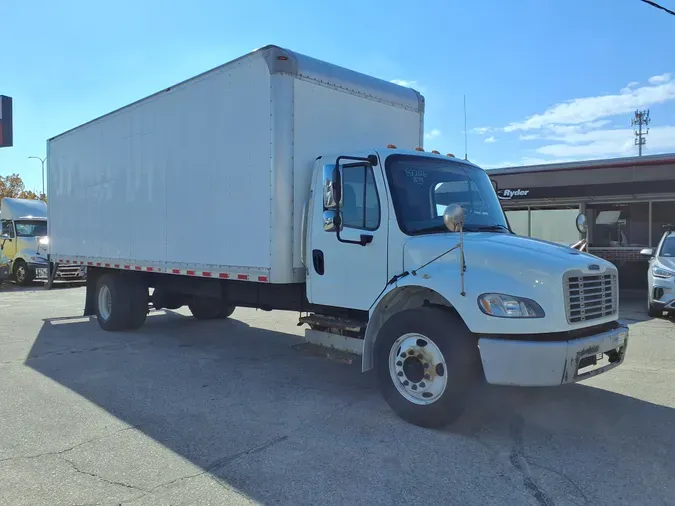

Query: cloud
left=535, top=125, right=675, bottom=158
left=484, top=136, right=497, bottom=143
left=649, top=73, right=671, bottom=85
left=503, top=73, right=675, bottom=131
left=519, top=134, right=540, bottom=141
left=472, top=127, right=492, bottom=135
left=620, top=81, right=640, bottom=94
left=391, top=79, right=418, bottom=88
left=424, top=128, right=441, bottom=140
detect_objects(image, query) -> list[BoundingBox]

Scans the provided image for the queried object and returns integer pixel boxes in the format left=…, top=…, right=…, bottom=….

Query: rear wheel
left=374, top=307, right=483, bottom=428
left=14, top=260, right=34, bottom=286
left=95, top=273, right=148, bottom=331
left=189, top=296, right=235, bottom=320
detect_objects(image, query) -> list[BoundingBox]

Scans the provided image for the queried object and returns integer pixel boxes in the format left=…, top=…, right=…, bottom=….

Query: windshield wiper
left=472, top=224, right=511, bottom=233
left=410, top=225, right=450, bottom=236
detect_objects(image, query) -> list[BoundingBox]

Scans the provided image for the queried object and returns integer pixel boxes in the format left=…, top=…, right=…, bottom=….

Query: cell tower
left=631, top=109, right=650, bottom=156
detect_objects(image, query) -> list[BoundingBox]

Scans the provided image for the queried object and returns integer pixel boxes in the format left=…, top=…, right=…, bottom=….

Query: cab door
left=307, top=157, right=389, bottom=311
left=0, top=221, right=17, bottom=261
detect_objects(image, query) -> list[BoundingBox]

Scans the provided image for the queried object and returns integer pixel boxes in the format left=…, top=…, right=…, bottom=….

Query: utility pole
left=631, top=109, right=650, bottom=156
left=28, top=156, right=46, bottom=196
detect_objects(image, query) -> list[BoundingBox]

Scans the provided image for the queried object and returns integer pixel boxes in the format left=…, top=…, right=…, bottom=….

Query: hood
left=656, top=256, right=675, bottom=272
left=403, top=232, right=614, bottom=276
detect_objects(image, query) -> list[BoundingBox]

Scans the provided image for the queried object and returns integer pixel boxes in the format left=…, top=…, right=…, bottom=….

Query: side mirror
left=323, top=164, right=340, bottom=209
left=0, top=233, right=9, bottom=242
left=323, top=210, right=341, bottom=232
left=575, top=213, right=588, bottom=235
left=640, top=248, right=654, bottom=257
left=443, top=204, right=465, bottom=232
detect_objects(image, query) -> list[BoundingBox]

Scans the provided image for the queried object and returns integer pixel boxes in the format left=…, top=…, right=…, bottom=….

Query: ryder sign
left=498, top=188, right=529, bottom=200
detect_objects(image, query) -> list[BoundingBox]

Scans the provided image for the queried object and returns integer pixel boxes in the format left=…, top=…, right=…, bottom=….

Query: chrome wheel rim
left=98, top=284, right=112, bottom=321
left=388, top=333, right=447, bottom=405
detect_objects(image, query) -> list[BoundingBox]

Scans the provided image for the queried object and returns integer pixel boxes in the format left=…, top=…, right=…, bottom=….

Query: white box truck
left=47, top=45, right=628, bottom=427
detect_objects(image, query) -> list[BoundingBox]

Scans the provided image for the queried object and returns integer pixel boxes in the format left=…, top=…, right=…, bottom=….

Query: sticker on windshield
left=405, top=168, right=427, bottom=185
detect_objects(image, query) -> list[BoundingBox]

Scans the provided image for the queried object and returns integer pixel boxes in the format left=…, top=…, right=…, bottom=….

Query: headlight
left=478, top=293, right=545, bottom=318
left=39, top=237, right=49, bottom=246
left=652, top=266, right=675, bottom=278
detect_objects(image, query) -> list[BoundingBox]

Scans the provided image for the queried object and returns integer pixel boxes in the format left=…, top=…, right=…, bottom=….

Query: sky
left=1, top=0, right=674, bottom=192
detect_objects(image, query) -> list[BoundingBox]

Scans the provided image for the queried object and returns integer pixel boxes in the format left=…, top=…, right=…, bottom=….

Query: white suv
left=642, top=226, right=675, bottom=317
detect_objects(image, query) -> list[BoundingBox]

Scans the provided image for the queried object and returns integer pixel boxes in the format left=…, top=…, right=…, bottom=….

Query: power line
left=640, top=0, right=675, bottom=17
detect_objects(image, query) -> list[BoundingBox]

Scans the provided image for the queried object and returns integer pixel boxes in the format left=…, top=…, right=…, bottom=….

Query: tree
left=0, top=174, right=47, bottom=202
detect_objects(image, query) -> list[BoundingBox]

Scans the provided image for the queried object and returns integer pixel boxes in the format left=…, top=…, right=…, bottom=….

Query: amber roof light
left=415, top=147, right=424, bottom=152
left=387, top=144, right=397, bottom=149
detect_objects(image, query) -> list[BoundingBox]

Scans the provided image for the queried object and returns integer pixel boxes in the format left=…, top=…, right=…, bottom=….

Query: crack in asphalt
left=63, top=456, right=147, bottom=492
left=509, top=415, right=556, bottom=506
left=0, top=424, right=144, bottom=464
left=0, top=343, right=138, bottom=366
left=529, top=460, right=590, bottom=505
left=121, top=400, right=359, bottom=504
left=119, top=434, right=289, bottom=505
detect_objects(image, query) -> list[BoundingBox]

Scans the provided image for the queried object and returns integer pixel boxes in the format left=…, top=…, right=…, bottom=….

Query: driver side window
left=341, top=165, right=380, bottom=230
left=1, top=221, right=14, bottom=238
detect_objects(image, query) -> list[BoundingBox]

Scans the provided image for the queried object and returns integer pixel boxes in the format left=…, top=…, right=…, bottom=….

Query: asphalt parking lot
left=0, top=285, right=674, bottom=506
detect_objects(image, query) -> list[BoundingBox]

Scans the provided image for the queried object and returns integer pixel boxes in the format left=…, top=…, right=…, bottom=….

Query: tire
left=217, top=304, right=236, bottom=319
left=188, top=296, right=235, bottom=320
left=14, top=260, right=35, bottom=286
left=648, top=301, right=662, bottom=318
left=95, top=273, right=148, bottom=331
left=374, top=307, right=483, bottom=428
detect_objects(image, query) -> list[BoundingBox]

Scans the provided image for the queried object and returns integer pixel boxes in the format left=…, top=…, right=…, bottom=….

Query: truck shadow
left=25, top=313, right=675, bottom=505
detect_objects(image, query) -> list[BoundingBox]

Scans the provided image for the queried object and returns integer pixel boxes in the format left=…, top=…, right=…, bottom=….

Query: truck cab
left=0, top=198, right=50, bottom=285
left=304, top=148, right=628, bottom=426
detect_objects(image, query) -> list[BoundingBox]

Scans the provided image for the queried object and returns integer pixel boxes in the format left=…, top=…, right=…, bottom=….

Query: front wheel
left=14, top=261, right=35, bottom=286
left=374, top=307, right=483, bottom=428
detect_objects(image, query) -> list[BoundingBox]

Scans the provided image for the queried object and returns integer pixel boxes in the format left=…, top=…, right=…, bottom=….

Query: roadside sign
left=0, top=96, right=13, bottom=148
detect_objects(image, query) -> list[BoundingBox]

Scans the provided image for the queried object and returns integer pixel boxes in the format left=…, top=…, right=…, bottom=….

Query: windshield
left=15, top=220, right=48, bottom=237
left=385, top=154, right=508, bottom=235
left=659, top=234, right=675, bottom=257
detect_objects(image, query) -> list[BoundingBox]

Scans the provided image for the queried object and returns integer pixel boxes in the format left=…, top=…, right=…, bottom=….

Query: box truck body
left=48, top=46, right=423, bottom=283
left=47, top=46, right=628, bottom=428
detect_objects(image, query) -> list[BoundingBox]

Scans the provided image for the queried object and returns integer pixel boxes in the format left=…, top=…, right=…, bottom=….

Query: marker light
left=447, top=153, right=455, bottom=157
left=431, top=150, right=440, bottom=154
left=387, top=144, right=397, bottom=149
left=415, top=147, right=424, bottom=152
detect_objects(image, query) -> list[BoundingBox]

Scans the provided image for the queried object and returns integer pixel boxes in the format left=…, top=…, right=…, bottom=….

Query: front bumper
left=651, top=276, right=675, bottom=309
left=478, top=324, right=629, bottom=386
left=27, top=262, right=50, bottom=279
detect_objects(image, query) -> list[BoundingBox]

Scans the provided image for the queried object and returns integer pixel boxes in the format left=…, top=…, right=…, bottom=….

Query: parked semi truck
left=1, top=197, right=86, bottom=285
left=48, top=46, right=628, bottom=427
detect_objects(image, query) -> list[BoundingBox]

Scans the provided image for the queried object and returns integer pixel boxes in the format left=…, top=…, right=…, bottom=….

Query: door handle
left=312, top=249, right=325, bottom=275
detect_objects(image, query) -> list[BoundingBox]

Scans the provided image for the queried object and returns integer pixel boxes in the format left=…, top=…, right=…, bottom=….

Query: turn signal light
left=387, top=144, right=397, bottom=149
left=415, top=147, right=424, bottom=151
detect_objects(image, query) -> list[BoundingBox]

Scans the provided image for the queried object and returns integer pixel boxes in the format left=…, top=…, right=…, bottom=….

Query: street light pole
left=28, top=156, right=46, bottom=197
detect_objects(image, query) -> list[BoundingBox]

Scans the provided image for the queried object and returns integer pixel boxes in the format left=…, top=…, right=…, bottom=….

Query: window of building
left=587, top=203, right=649, bottom=248
left=341, top=165, right=380, bottom=230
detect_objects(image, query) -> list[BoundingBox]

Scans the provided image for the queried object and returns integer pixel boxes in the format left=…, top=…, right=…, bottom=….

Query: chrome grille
left=56, top=266, right=85, bottom=279
left=564, top=270, right=618, bottom=323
